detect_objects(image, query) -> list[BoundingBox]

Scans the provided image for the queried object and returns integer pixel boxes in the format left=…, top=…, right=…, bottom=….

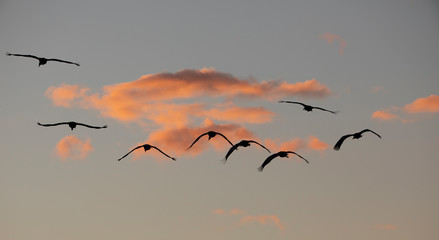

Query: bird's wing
left=186, top=132, right=209, bottom=150
left=248, top=140, right=271, bottom=153
left=76, top=122, right=107, bottom=129
left=285, top=151, right=309, bottom=164
left=117, top=145, right=142, bottom=161
left=278, top=101, right=306, bottom=107
left=333, top=134, right=353, bottom=151
left=6, top=53, right=40, bottom=59
left=313, top=106, right=338, bottom=114
left=37, top=122, right=69, bottom=127
left=257, top=153, right=280, bottom=172
left=215, top=132, right=234, bottom=146
left=151, top=146, right=176, bottom=161
left=360, top=129, right=381, bottom=138
left=46, top=58, right=80, bottom=66
left=223, top=143, right=241, bottom=163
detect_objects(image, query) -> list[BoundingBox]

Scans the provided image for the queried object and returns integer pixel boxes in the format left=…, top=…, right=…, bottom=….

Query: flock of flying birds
left=7, top=52, right=382, bottom=172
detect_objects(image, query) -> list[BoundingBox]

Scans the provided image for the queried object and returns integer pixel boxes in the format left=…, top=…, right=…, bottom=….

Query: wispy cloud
left=372, top=94, right=439, bottom=123
left=320, top=32, right=346, bottom=56
left=265, top=136, right=328, bottom=153
left=55, top=135, right=93, bottom=160
left=212, top=208, right=284, bottom=230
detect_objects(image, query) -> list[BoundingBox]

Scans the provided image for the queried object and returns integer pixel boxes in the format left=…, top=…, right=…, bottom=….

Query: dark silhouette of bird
left=257, top=151, right=309, bottom=172
left=333, top=129, right=381, bottom=151
left=38, top=121, right=107, bottom=131
left=6, top=52, right=79, bottom=67
left=187, top=131, right=234, bottom=150
left=117, top=144, right=176, bottom=161
left=279, top=100, right=338, bottom=114
left=223, top=140, right=271, bottom=163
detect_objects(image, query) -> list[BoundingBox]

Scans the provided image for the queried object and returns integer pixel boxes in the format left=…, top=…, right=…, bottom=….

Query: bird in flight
left=333, top=129, right=381, bottom=151
left=187, top=131, right=234, bottom=150
left=6, top=52, right=79, bottom=67
left=279, top=100, right=338, bottom=114
left=223, top=140, right=271, bottom=163
left=117, top=144, right=176, bottom=161
left=257, top=151, right=309, bottom=172
left=38, top=121, right=107, bottom=131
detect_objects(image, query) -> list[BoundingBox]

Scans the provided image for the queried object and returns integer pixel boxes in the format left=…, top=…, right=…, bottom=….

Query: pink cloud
left=55, top=135, right=93, bottom=160
left=240, top=215, right=284, bottom=230
left=371, top=110, right=399, bottom=121
left=265, top=136, right=328, bottom=153
left=45, top=84, right=89, bottom=108
left=376, top=224, right=397, bottom=230
left=320, top=32, right=347, bottom=56
left=403, top=94, right=439, bottom=114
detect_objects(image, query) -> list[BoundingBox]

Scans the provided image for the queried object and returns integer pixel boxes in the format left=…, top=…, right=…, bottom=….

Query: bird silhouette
left=117, top=144, right=176, bottom=161
left=333, top=129, right=381, bottom=151
left=6, top=52, right=79, bottom=67
left=279, top=100, right=338, bottom=114
left=187, top=131, right=234, bottom=150
left=223, top=140, right=271, bottom=163
left=38, top=121, right=107, bottom=131
left=257, top=151, right=309, bottom=172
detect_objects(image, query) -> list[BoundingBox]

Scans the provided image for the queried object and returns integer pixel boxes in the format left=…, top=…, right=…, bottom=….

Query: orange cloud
left=212, top=209, right=225, bottom=215
left=265, top=136, right=328, bottom=153
left=403, top=94, right=439, bottom=113
left=371, top=86, right=386, bottom=94
left=45, top=84, right=89, bottom=107
left=371, top=110, right=399, bottom=121
left=55, top=135, right=93, bottom=160
left=320, top=32, right=347, bottom=56
left=240, top=215, right=284, bottom=230
left=201, top=105, right=274, bottom=124
left=376, top=224, right=397, bottom=230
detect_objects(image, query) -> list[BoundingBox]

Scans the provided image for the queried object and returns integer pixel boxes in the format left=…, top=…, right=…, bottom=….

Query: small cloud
left=376, top=224, right=397, bottom=230
left=371, top=86, right=386, bottom=94
left=320, top=32, right=346, bottom=56
left=371, top=110, right=399, bottom=121
left=212, top=209, right=225, bottom=215
left=308, top=136, right=329, bottom=151
left=54, top=135, right=93, bottom=161
left=403, top=94, right=439, bottom=114
left=264, top=136, right=328, bottom=153
left=240, top=215, right=284, bottom=230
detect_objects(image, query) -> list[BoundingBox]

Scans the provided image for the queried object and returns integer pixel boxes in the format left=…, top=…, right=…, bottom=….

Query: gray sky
left=1, top=0, right=438, bottom=239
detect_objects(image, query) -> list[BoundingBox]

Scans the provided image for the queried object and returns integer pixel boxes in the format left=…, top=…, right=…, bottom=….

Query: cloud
left=320, top=32, right=347, bottom=56
left=45, top=69, right=332, bottom=123
left=240, top=215, right=284, bottom=230
left=212, top=208, right=284, bottom=230
left=376, top=224, right=397, bottom=230
left=55, top=135, right=93, bottom=160
left=372, top=95, right=439, bottom=123
left=371, top=86, right=386, bottom=94
left=403, top=94, right=439, bottom=114
left=371, top=110, right=399, bottom=121
left=265, top=136, right=328, bottom=153
left=200, top=104, right=274, bottom=124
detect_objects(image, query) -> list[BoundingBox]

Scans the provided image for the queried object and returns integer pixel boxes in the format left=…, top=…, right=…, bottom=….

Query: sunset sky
left=1, top=0, right=438, bottom=239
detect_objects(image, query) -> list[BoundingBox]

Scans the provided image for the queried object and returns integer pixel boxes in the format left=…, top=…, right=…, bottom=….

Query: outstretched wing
left=75, top=122, right=107, bottom=129
left=46, top=58, right=80, bottom=66
left=186, top=132, right=209, bottom=150
left=313, top=106, right=338, bottom=114
left=248, top=140, right=271, bottom=153
left=215, top=132, right=234, bottom=146
left=278, top=100, right=306, bottom=107
left=6, top=52, right=40, bottom=59
left=257, top=153, right=281, bottom=172
left=223, top=143, right=241, bottom=163
left=285, top=151, right=309, bottom=164
left=333, top=134, right=353, bottom=151
left=117, top=145, right=143, bottom=161
left=359, top=129, right=381, bottom=139
left=37, top=122, right=69, bottom=127
left=151, top=146, right=176, bottom=161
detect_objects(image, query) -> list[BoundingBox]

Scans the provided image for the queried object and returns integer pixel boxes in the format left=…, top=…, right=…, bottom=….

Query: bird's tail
left=257, top=166, right=264, bottom=172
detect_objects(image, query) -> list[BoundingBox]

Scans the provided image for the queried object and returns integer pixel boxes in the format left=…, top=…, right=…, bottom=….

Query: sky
left=1, top=0, right=438, bottom=239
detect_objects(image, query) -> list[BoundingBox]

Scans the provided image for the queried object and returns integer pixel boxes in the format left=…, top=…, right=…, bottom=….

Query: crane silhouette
left=117, top=144, right=176, bottom=161
left=6, top=52, right=79, bottom=67
left=187, top=131, right=233, bottom=150
left=38, top=121, right=107, bottom=131
left=279, top=100, right=338, bottom=114
left=333, top=129, right=381, bottom=151
left=257, top=151, right=308, bottom=172
left=223, top=140, right=270, bottom=163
